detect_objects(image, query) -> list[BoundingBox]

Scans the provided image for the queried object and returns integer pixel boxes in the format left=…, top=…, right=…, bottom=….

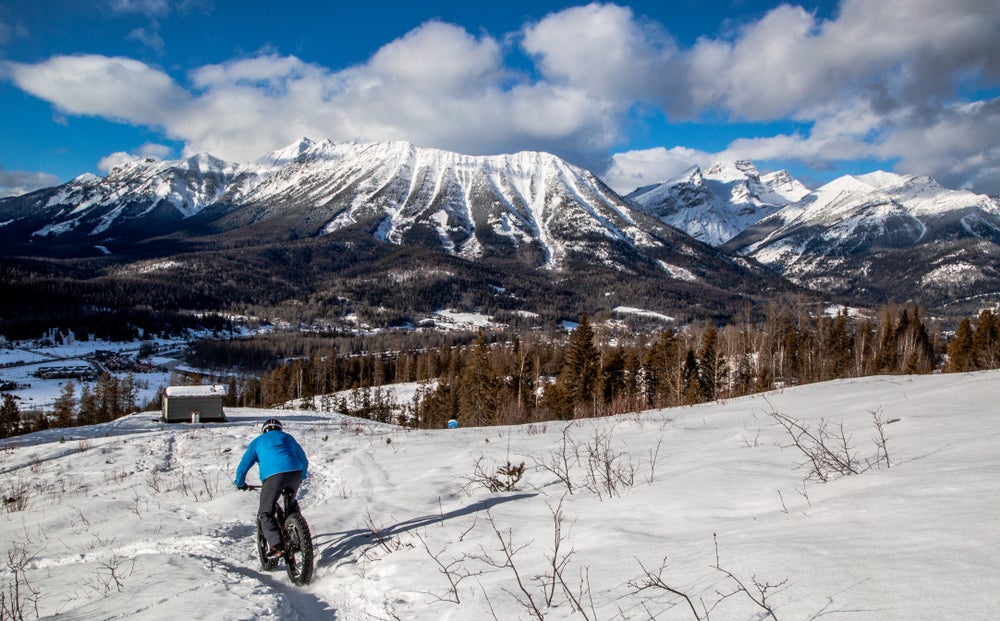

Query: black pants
left=258, top=470, right=303, bottom=548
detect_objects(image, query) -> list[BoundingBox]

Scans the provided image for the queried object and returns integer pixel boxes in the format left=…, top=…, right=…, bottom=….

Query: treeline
left=204, top=303, right=971, bottom=428
left=945, top=309, right=1000, bottom=371
left=0, top=373, right=139, bottom=437
left=0, top=270, right=236, bottom=342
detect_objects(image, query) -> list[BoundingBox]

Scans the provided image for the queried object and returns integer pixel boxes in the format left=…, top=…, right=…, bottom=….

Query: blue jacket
left=234, top=429, right=309, bottom=487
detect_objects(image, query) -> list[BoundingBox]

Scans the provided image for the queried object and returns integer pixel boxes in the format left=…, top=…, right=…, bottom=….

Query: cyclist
left=234, top=418, right=309, bottom=558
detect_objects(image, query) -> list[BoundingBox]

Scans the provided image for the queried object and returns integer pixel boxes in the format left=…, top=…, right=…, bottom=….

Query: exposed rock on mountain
left=626, top=160, right=810, bottom=246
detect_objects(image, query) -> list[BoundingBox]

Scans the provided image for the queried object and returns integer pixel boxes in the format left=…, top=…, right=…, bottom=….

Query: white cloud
left=97, top=143, right=173, bottom=172
left=5, top=1, right=1000, bottom=195
left=0, top=168, right=61, bottom=198
left=522, top=3, right=679, bottom=101
left=680, top=0, right=1000, bottom=121
left=7, top=55, right=189, bottom=126
left=603, top=146, right=714, bottom=194
left=107, top=0, right=170, bottom=16
left=128, top=26, right=165, bottom=55
left=5, top=23, right=619, bottom=167
left=877, top=98, right=1000, bottom=195
left=367, top=20, right=505, bottom=93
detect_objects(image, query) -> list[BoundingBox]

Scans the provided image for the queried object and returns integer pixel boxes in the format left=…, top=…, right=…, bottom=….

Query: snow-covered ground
left=2, top=371, right=998, bottom=620
left=0, top=338, right=188, bottom=412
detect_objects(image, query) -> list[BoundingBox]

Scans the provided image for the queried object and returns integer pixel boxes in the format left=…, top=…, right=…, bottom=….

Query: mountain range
left=2, top=138, right=999, bottom=320
left=630, top=161, right=1000, bottom=313
left=0, top=139, right=794, bottom=327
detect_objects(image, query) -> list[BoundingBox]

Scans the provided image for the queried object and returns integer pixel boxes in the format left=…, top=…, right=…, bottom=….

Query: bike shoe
left=266, top=543, right=284, bottom=558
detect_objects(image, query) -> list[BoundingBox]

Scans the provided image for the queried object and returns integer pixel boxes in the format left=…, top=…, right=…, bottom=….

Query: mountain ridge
left=0, top=139, right=803, bottom=328
left=3, top=139, right=999, bottom=316
left=626, top=159, right=810, bottom=246
left=723, top=170, right=1000, bottom=310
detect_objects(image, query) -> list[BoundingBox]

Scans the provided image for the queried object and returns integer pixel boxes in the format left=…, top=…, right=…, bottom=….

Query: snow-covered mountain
left=724, top=171, right=1000, bottom=306
left=626, top=160, right=810, bottom=246
left=0, top=139, right=724, bottom=274
left=221, top=138, right=672, bottom=269
left=7, top=140, right=1000, bottom=312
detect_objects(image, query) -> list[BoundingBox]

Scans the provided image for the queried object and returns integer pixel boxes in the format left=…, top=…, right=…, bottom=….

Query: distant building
left=34, top=365, right=99, bottom=381
left=162, top=385, right=227, bottom=423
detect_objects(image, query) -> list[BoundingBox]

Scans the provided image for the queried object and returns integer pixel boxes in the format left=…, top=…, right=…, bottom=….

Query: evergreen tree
left=542, top=380, right=574, bottom=420
left=600, top=348, right=627, bottom=410
left=682, top=349, right=701, bottom=405
left=53, top=380, right=77, bottom=428
left=897, top=307, right=934, bottom=374
left=947, top=318, right=976, bottom=372
left=118, top=373, right=138, bottom=416
left=973, top=309, right=1000, bottom=368
left=874, top=309, right=900, bottom=372
left=95, top=373, right=118, bottom=422
left=819, top=310, right=853, bottom=380
left=32, top=410, right=50, bottom=432
left=697, top=326, right=725, bottom=401
left=0, top=394, right=21, bottom=438
left=458, top=333, right=499, bottom=426
left=77, top=383, right=98, bottom=426
left=556, top=315, right=600, bottom=416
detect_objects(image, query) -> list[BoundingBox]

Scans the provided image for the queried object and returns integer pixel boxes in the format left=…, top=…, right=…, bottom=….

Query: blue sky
left=1, top=0, right=998, bottom=197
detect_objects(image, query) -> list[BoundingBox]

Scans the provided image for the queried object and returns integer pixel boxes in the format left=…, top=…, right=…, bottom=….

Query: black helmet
left=261, top=418, right=282, bottom=433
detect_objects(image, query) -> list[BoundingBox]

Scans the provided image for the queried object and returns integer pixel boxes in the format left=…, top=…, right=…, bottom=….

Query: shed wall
left=162, top=395, right=226, bottom=422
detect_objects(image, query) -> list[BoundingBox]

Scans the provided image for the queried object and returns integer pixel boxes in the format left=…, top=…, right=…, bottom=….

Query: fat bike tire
left=283, top=513, right=314, bottom=585
left=257, top=523, right=279, bottom=572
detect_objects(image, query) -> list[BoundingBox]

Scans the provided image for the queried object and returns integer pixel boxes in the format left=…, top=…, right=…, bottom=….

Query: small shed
left=162, top=385, right=227, bottom=423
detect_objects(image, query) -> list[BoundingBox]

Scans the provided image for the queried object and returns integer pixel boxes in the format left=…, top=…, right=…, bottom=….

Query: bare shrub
left=1, top=541, right=41, bottom=620
left=767, top=403, right=895, bottom=483
left=361, top=508, right=410, bottom=561
left=3, top=479, right=32, bottom=513
left=629, top=535, right=786, bottom=620
left=532, top=423, right=579, bottom=495
left=533, top=423, right=661, bottom=498
left=465, top=458, right=525, bottom=493
left=870, top=407, right=896, bottom=470
left=413, top=526, right=485, bottom=604
left=579, top=428, right=635, bottom=500
left=475, top=502, right=595, bottom=620
left=85, top=552, right=135, bottom=596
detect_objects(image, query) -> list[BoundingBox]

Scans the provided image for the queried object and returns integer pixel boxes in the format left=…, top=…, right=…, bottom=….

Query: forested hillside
left=165, top=305, right=1000, bottom=429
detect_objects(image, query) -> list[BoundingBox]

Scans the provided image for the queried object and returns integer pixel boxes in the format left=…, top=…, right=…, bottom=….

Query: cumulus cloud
left=0, top=168, right=61, bottom=198
left=593, top=0, right=1000, bottom=193
left=5, top=20, right=621, bottom=167
left=7, top=55, right=189, bottom=126
left=523, top=3, right=679, bottom=101
left=603, top=146, right=715, bottom=194
left=877, top=98, right=1000, bottom=195
left=4, top=1, right=1000, bottom=195
left=97, top=143, right=173, bottom=172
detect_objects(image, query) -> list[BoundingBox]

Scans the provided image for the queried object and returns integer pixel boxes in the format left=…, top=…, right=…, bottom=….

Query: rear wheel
left=257, top=522, right=279, bottom=571
left=283, top=513, right=314, bottom=585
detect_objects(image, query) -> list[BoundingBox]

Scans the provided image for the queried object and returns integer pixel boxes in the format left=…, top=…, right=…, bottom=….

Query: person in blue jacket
left=234, top=418, right=309, bottom=557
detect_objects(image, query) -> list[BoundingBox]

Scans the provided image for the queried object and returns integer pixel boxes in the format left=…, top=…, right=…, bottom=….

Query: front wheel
left=283, top=513, right=314, bottom=585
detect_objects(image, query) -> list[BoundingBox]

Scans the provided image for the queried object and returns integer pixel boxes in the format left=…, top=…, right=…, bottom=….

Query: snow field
left=1, top=372, right=999, bottom=619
